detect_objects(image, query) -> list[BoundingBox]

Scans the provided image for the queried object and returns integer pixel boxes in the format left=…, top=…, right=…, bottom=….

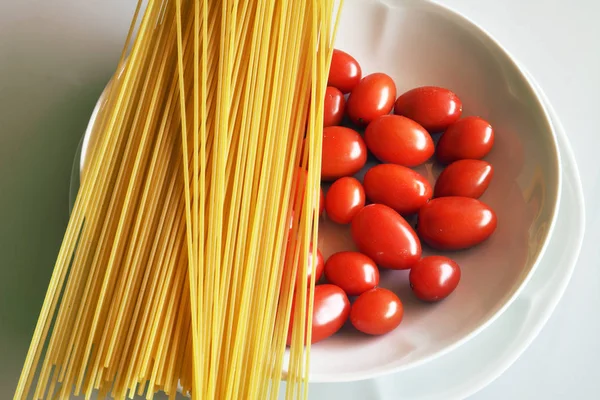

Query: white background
left=444, top=0, right=600, bottom=398
left=0, top=0, right=598, bottom=399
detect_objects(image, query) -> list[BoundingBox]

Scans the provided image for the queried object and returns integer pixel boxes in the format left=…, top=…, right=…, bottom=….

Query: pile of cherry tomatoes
left=289, top=49, right=497, bottom=346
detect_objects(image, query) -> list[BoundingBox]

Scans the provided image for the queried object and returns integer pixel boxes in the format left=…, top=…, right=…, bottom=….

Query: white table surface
left=0, top=1, right=598, bottom=399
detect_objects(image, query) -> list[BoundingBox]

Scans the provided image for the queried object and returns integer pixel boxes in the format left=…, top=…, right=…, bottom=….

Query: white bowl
left=78, top=0, right=560, bottom=384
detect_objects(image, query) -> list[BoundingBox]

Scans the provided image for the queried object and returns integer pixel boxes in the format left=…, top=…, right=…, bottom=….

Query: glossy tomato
left=321, top=126, right=367, bottom=181
left=346, top=73, right=396, bottom=126
left=436, top=116, right=494, bottom=164
left=351, top=204, right=421, bottom=270
left=287, top=284, right=350, bottom=345
left=363, top=164, right=432, bottom=215
left=434, top=159, right=493, bottom=199
left=323, top=86, right=346, bottom=127
left=394, top=86, right=462, bottom=133
left=328, top=49, right=362, bottom=94
left=364, top=115, right=434, bottom=167
left=324, top=252, right=379, bottom=296
left=409, top=256, right=461, bottom=302
left=324, top=177, right=365, bottom=224
left=350, top=288, right=403, bottom=335
left=417, top=197, right=497, bottom=250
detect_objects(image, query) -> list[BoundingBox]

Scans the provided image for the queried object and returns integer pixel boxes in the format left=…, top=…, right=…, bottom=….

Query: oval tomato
left=394, top=86, right=462, bottom=133
left=409, top=256, right=461, bottom=302
left=363, top=164, right=432, bottom=215
left=321, top=126, right=367, bottom=181
left=328, top=49, right=362, bottom=94
left=350, top=288, right=403, bottom=335
left=324, top=252, right=379, bottom=296
left=434, top=159, right=493, bottom=199
left=325, top=177, right=365, bottom=224
left=287, top=284, right=350, bottom=345
left=323, top=86, right=346, bottom=127
left=351, top=204, right=421, bottom=270
left=364, top=115, right=434, bottom=167
left=346, top=73, right=396, bottom=126
left=436, top=116, right=494, bottom=164
left=417, top=197, right=497, bottom=250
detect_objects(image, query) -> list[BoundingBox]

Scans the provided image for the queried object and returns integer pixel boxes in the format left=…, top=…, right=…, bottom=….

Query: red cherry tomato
left=287, top=284, right=350, bottom=345
left=417, top=197, right=497, bottom=250
left=394, top=86, right=462, bottom=133
left=351, top=204, right=421, bottom=270
left=325, top=177, right=365, bottom=224
left=328, top=49, right=362, bottom=94
left=434, top=159, right=493, bottom=199
left=324, top=252, right=379, bottom=296
left=350, top=288, right=403, bottom=335
left=436, top=116, right=494, bottom=164
left=321, top=126, right=367, bottom=181
left=409, top=256, right=461, bottom=302
left=364, top=115, right=434, bottom=167
left=346, top=73, right=397, bottom=126
left=363, top=164, right=432, bottom=215
left=323, top=86, right=346, bottom=127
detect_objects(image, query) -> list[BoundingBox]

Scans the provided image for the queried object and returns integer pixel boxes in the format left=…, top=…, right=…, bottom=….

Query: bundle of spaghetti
left=15, top=0, right=341, bottom=399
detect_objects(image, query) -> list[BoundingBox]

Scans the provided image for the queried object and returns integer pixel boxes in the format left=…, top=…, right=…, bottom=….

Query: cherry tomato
left=363, top=164, right=432, bottom=215
left=287, top=284, right=350, bottom=345
left=328, top=49, right=362, bottom=94
left=417, top=197, right=497, bottom=250
left=351, top=204, right=421, bottom=270
left=324, top=252, right=379, bottom=296
left=436, top=116, right=494, bottom=164
left=321, top=126, right=367, bottom=181
left=409, top=256, right=461, bottom=302
left=346, top=73, right=397, bottom=126
left=434, top=159, right=493, bottom=199
left=364, top=115, right=434, bottom=167
left=323, top=86, right=346, bottom=127
left=325, top=177, right=365, bottom=224
left=350, top=288, right=403, bottom=335
left=394, top=86, right=462, bottom=133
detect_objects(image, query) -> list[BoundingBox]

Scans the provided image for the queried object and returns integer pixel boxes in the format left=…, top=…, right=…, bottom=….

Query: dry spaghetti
left=15, top=0, right=341, bottom=399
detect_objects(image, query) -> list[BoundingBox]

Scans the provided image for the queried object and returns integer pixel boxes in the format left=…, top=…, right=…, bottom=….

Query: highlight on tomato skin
left=350, top=288, right=404, bottom=335
left=436, top=116, right=495, bottom=164
left=351, top=204, right=422, bottom=270
left=286, top=284, right=351, bottom=345
left=324, top=251, right=379, bottom=296
left=324, top=177, right=366, bottom=224
left=364, top=115, right=434, bottom=167
left=417, top=196, right=497, bottom=251
left=346, top=73, right=397, bottom=126
left=323, top=86, right=346, bottom=127
left=409, top=256, right=461, bottom=302
left=328, top=49, right=363, bottom=94
left=363, top=163, right=432, bottom=215
left=394, top=86, right=463, bottom=133
left=434, top=159, right=494, bottom=199
left=321, top=126, right=368, bottom=181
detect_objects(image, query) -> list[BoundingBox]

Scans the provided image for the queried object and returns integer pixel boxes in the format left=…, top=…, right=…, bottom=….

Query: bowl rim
left=74, top=0, right=562, bottom=383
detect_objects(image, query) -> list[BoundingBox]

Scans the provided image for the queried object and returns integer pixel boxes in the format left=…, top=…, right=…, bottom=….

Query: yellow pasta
left=15, top=0, right=341, bottom=399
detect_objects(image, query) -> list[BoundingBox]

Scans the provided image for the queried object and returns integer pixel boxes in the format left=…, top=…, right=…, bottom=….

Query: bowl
left=75, top=0, right=560, bottom=384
